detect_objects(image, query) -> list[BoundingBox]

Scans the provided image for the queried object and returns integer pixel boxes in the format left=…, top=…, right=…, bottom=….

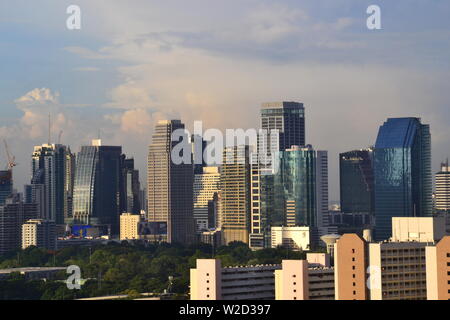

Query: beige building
left=334, top=233, right=369, bottom=300
left=120, top=213, right=141, bottom=240
left=275, top=260, right=309, bottom=300
left=193, top=166, right=220, bottom=232
left=426, top=236, right=450, bottom=300
left=22, top=219, right=56, bottom=250
left=368, top=241, right=428, bottom=300
left=271, top=226, right=310, bottom=251
left=220, top=146, right=251, bottom=245
left=191, top=256, right=334, bottom=300
left=391, top=216, right=445, bottom=242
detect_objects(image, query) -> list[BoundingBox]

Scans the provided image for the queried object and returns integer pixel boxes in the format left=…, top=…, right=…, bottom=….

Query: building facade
left=373, top=118, right=432, bottom=241
left=220, top=146, right=251, bottom=245
left=72, top=140, right=125, bottom=234
left=193, top=166, right=220, bottom=233
left=436, top=161, right=450, bottom=212
left=339, top=149, right=373, bottom=215
left=22, top=219, right=56, bottom=250
left=147, top=120, right=195, bottom=244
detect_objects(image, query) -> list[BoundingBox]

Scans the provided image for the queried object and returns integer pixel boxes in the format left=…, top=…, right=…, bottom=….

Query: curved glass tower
left=373, top=118, right=432, bottom=241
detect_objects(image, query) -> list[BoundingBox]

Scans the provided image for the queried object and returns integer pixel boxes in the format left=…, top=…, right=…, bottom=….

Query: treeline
left=0, top=241, right=306, bottom=300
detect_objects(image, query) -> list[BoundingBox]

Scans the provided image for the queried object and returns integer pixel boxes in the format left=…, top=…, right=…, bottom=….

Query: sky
left=0, top=0, right=449, bottom=201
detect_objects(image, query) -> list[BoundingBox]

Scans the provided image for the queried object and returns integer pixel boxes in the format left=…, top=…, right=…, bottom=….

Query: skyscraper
left=339, top=149, right=374, bottom=215
left=435, top=160, right=450, bottom=212
left=123, top=158, right=141, bottom=215
left=31, top=144, right=73, bottom=224
left=193, top=166, right=220, bottom=233
left=0, top=170, right=12, bottom=206
left=72, top=139, right=125, bottom=234
left=147, top=120, right=195, bottom=244
left=0, top=194, right=38, bottom=255
left=220, top=145, right=251, bottom=245
left=261, top=101, right=305, bottom=151
left=373, top=118, right=432, bottom=241
left=315, top=150, right=330, bottom=235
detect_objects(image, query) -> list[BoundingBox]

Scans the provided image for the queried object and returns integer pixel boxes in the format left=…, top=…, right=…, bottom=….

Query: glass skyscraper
left=261, top=145, right=316, bottom=229
left=72, top=140, right=125, bottom=234
left=339, top=149, right=374, bottom=215
left=373, top=118, right=432, bottom=241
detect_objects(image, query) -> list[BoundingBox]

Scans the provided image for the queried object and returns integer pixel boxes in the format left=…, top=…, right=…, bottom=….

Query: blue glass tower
left=373, top=118, right=432, bottom=241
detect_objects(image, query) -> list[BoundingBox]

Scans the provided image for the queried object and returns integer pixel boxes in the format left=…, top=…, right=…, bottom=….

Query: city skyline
left=1, top=1, right=450, bottom=202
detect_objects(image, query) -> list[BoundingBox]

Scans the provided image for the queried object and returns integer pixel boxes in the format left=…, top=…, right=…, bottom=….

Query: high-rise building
left=339, top=149, right=374, bottom=215
left=22, top=219, right=56, bottom=250
left=261, top=102, right=305, bottom=151
left=193, top=166, right=220, bottom=233
left=271, top=226, right=310, bottom=251
left=123, top=158, right=141, bottom=215
left=426, top=236, right=450, bottom=300
left=72, top=140, right=125, bottom=234
left=0, top=170, right=12, bottom=206
left=31, top=144, right=74, bottom=224
left=435, top=160, right=450, bottom=212
left=147, top=120, right=195, bottom=244
left=373, top=118, right=432, bottom=241
left=316, top=150, right=330, bottom=236
left=64, top=149, right=76, bottom=223
left=0, top=195, right=38, bottom=255
left=251, top=145, right=328, bottom=249
left=220, top=145, right=251, bottom=245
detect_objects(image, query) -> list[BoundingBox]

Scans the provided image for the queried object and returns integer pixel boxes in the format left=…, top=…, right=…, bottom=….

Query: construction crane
left=3, top=140, right=17, bottom=171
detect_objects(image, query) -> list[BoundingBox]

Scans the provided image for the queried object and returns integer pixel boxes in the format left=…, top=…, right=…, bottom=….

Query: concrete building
left=0, top=267, right=66, bottom=280
left=119, top=213, right=141, bottom=240
left=426, top=236, right=450, bottom=300
left=147, top=120, right=195, bottom=244
left=334, top=233, right=369, bottom=300
left=22, top=219, right=56, bottom=250
left=0, top=196, right=38, bottom=254
left=391, top=216, right=445, bottom=243
left=271, top=226, right=310, bottom=251
left=368, top=241, right=428, bottom=300
left=436, top=161, right=450, bottom=212
left=220, top=146, right=251, bottom=245
left=193, top=167, right=220, bottom=232
left=190, top=257, right=335, bottom=301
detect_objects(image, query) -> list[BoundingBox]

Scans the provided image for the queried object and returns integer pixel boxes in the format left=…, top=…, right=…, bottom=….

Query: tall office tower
left=191, top=134, right=207, bottom=174
left=123, top=158, right=141, bottom=215
left=0, top=170, right=13, bottom=206
left=147, top=120, right=195, bottom=244
left=31, top=144, right=72, bottom=224
left=193, top=166, right=220, bottom=233
left=316, top=151, right=329, bottom=235
left=373, top=118, right=432, bottom=241
left=73, top=139, right=125, bottom=234
left=435, top=160, right=450, bottom=212
left=339, top=149, right=374, bottom=215
left=22, top=219, right=56, bottom=250
left=0, top=195, right=38, bottom=254
left=220, top=145, right=251, bottom=245
left=64, top=149, right=76, bottom=223
left=261, top=101, right=305, bottom=151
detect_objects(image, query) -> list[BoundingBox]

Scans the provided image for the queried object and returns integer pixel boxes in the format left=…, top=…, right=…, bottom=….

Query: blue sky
left=1, top=1, right=450, bottom=201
